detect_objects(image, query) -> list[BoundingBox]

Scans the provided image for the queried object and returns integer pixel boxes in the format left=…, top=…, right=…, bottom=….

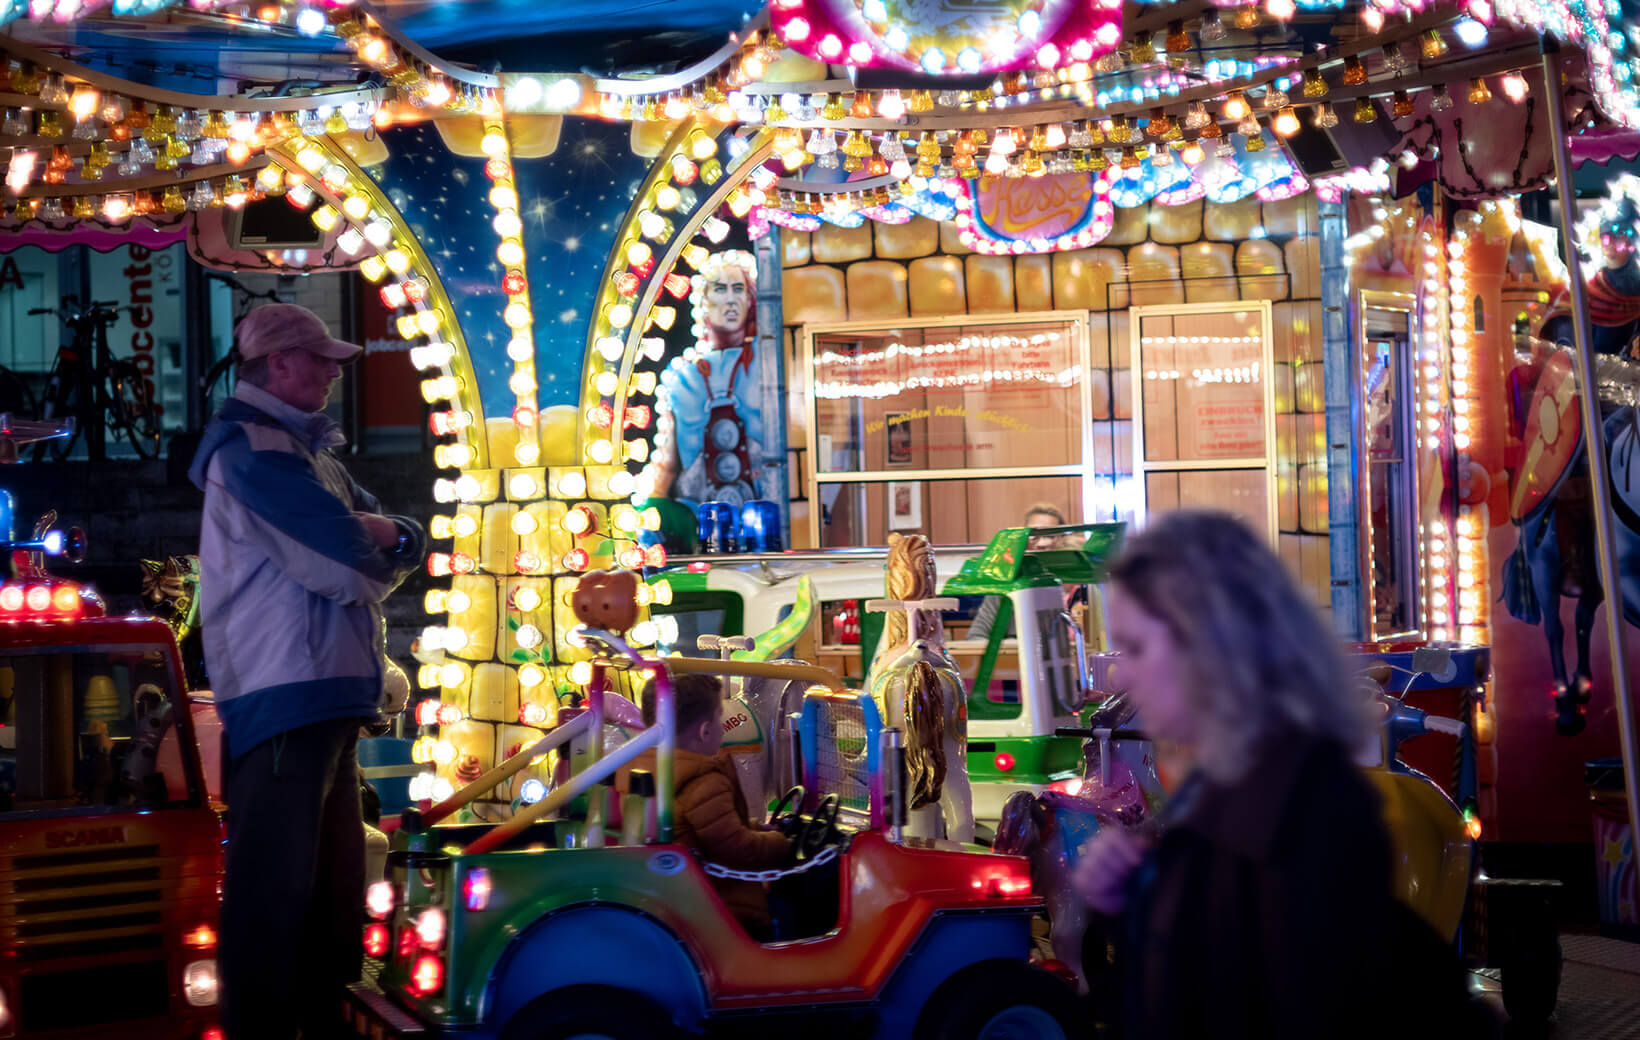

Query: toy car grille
left=799, top=690, right=883, bottom=827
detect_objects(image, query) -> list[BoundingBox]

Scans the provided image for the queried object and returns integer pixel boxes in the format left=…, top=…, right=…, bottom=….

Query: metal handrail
left=463, top=721, right=667, bottom=857
left=666, top=656, right=847, bottom=691
left=419, top=711, right=593, bottom=827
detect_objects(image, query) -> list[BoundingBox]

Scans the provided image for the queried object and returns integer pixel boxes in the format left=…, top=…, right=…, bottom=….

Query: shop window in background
left=802, top=313, right=1093, bottom=547
left=0, top=244, right=187, bottom=454
left=87, top=243, right=187, bottom=441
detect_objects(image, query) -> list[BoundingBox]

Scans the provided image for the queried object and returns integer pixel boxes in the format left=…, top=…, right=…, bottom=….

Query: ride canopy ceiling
left=1, top=0, right=1638, bottom=421
left=2, top=0, right=1637, bottom=233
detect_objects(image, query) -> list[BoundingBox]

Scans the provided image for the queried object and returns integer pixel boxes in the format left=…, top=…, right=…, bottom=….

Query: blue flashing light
left=519, top=778, right=546, bottom=804
left=1453, top=17, right=1489, bottom=48
left=41, top=530, right=63, bottom=556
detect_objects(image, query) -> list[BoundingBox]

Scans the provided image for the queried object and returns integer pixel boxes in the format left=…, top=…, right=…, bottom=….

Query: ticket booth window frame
left=799, top=310, right=1095, bottom=548
left=1127, top=301, right=1279, bottom=543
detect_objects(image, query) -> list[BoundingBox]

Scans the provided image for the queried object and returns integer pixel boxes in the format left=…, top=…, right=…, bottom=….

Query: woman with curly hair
left=1074, top=510, right=1480, bottom=1039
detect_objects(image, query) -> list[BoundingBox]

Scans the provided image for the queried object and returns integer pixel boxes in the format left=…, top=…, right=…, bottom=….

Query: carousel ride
left=2, top=0, right=1639, bottom=965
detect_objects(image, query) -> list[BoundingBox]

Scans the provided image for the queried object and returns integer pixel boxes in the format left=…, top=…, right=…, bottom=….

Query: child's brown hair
left=640, top=671, right=723, bottom=732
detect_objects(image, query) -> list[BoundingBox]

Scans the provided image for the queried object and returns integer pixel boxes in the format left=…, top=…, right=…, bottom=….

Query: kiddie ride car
left=344, top=591, right=1086, bottom=1039
left=0, top=498, right=223, bottom=1039
left=647, top=522, right=1126, bottom=832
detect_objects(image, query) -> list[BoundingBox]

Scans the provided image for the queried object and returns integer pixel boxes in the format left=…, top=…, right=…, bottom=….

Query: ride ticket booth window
left=802, top=312, right=1094, bottom=547
left=1129, top=303, right=1279, bottom=541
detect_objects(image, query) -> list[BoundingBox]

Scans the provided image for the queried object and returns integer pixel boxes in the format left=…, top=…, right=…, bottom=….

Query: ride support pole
left=1542, top=42, right=1640, bottom=853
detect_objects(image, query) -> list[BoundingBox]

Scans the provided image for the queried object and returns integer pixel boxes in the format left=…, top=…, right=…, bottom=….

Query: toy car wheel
left=501, top=984, right=680, bottom=1040
left=916, top=960, right=1088, bottom=1040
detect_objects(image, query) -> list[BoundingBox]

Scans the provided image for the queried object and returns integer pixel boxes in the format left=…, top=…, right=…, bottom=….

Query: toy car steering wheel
left=797, top=793, right=840, bottom=860
left=769, top=784, right=806, bottom=838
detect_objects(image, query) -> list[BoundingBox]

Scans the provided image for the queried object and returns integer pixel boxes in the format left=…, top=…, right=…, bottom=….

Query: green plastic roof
left=941, top=522, right=1126, bottom=596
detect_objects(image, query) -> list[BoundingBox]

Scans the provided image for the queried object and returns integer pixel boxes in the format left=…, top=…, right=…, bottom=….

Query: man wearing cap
left=190, top=303, right=425, bottom=1039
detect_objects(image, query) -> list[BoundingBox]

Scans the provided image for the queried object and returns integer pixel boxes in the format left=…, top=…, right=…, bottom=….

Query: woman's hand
left=1073, top=826, right=1151, bottom=916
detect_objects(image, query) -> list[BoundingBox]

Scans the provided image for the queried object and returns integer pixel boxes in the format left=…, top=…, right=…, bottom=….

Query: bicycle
left=28, top=298, right=163, bottom=461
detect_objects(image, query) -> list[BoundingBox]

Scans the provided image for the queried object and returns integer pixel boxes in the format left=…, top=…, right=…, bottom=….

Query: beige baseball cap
left=235, top=304, right=363, bottom=361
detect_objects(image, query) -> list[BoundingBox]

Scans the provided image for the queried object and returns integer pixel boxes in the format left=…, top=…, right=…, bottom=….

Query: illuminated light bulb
left=504, top=302, right=532, bottom=329
left=432, top=480, right=458, bottom=505
left=452, top=513, right=479, bottom=538
left=520, top=700, right=550, bottom=726
left=337, top=228, right=365, bottom=255
left=515, top=623, right=544, bottom=649
left=363, top=220, right=393, bottom=248
left=1499, top=72, right=1528, bottom=104
left=428, top=410, right=473, bottom=437
left=1341, top=54, right=1367, bottom=86
left=514, top=441, right=540, bottom=467
left=432, top=740, right=458, bottom=767
left=435, top=702, right=463, bottom=728
left=1222, top=89, right=1249, bottom=121
left=385, top=249, right=412, bottom=274
left=454, top=475, right=482, bottom=502
left=1468, top=78, right=1492, bottom=104
left=493, top=211, right=522, bottom=238
left=587, top=439, right=615, bottom=464
left=497, top=240, right=525, bottom=267
left=1353, top=97, right=1377, bottom=123
left=518, top=663, right=546, bottom=689
left=563, top=506, right=596, bottom=536
left=424, top=589, right=450, bottom=613
left=433, top=443, right=474, bottom=469
left=569, top=660, right=595, bottom=687
left=311, top=204, right=341, bottom=231
left=507, top=472, right=539, bottom=499
left=558, top=470, right=588, bottom=498
left=511, top=509, right=540, bottom=536
left=608, top=470, right=636, bottom=496
left=606, top=302, right=633, bottom=329
left=512, top=585, right=543, bottom=614
left=1273, top=107, right=1300, bottom=137
left=409, top=342, right=454, bottom=369
left=594, top=371, right=620, bottom=396
left=508, top=370, right=537, bottom=395
left=421, top=376, right=459, bottom=403
left=562, top=548, right=590, bottom=571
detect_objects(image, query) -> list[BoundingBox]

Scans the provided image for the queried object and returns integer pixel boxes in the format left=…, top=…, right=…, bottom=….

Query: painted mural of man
left=647, top=249, right=766, bottom=507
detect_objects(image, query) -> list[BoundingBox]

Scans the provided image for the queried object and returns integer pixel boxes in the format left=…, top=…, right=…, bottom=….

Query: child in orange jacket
left=615, top=672, right=792, bottom=936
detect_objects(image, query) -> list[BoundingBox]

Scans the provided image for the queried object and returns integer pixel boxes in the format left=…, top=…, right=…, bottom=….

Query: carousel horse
left=865, top=533, right=973, bottom=842
left=1502, top=299, right=1640, bottom=733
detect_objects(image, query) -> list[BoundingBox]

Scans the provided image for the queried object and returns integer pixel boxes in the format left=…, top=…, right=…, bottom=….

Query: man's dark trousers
left=220, top=716, right=365, bottom=1040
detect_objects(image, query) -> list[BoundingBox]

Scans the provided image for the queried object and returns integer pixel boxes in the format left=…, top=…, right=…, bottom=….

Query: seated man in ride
left=616, top=672, right=793, bottom=939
